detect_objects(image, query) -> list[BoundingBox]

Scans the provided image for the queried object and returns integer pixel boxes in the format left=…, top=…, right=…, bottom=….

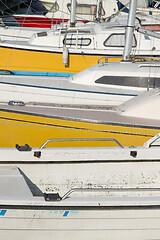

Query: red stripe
left=143, top=25, right=160, bottom=31
left=14, top=16, right=88, bottom=28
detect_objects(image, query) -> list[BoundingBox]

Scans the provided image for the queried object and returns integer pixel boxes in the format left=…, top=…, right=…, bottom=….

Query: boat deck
left=0, top=103, right=160, bottom=129
left=0, top=166, right=160, bottom=206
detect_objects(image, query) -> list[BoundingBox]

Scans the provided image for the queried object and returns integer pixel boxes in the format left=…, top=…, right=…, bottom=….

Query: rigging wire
left=1, top=0, right=34, bottom=79
left=0, top=0, right=15, bottom=14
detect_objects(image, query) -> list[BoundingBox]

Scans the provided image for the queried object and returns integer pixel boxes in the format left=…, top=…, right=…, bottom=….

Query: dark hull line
left=1, top=204, right=160, bottom=210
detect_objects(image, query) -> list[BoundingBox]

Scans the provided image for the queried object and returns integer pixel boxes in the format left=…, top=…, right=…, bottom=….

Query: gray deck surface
left=0, top=103, right=160, bottom=128
left=0, top=166, right=34, bottom=200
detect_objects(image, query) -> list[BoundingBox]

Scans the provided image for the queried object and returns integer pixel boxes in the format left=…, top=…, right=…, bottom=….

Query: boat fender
left=130, top=151, right=137, bottom=158
left=34, top=151, right=41, bottom=158
left=15, top=144, right=32, bottom=151
left=63, top=46, right=69, bottom=66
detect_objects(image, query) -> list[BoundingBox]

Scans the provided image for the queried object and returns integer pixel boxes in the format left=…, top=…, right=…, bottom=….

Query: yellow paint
left=0, top=109, right=159, bottom=148
left=0, top=46, right=121, bottom=73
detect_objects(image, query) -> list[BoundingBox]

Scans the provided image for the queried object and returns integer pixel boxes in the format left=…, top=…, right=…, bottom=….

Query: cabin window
left=63, top=38, right=91, bottom=46
left=95, top=76, right=160, bottom=88
left=67, top=3, right=105, bottom=16
left=104, top=34, right=137, bottom=47
left=139, top=65, right=160, bottom=69
left=37, top=32, right=47, bottom=37
left=61, top=30, right=91, bottom=34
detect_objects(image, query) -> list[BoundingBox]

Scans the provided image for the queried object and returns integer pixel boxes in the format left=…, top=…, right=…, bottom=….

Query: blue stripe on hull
left=0, top=210, right=7, bottom=216
left=12, top=71, right=75, bottom=77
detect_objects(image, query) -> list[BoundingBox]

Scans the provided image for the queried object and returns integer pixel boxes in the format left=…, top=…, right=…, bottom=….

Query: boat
left=1, top=10, right=160, bottom=54
left=1, top=0, right=160, bottom=76
left=1, top=134, right=160, bottom=239
left=0, top=60, right=159, bottom=105
left=1, top=184, right=160, bottom=240
left=110, top=11, right=160, bottom=31
left=2, top=0, right=160, bottom=29
left=1, top=18, right=160, bottom=75
left=0, top=0, right=159, bottom=147
left=0, top=86, right=159, bottom=147
left=0, top=131, right=160, bottom=193
left=0, top=25, right=49, bottom=42
left=119, top=0, right=160, bottom=15
left=0, top=0, right=48, bottom=28
left=0, top=4, right=159, bottom=110
left=112, top=0, right=160, bottom=31
left=1, top=0, right=117, bottom=28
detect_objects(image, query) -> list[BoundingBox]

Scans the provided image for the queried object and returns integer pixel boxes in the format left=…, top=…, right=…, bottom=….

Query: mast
left=96, top=0, right=101, bottom=21
left=123, top=0, right=138, bottom=61
left=70, top=0, right=76, bottom=27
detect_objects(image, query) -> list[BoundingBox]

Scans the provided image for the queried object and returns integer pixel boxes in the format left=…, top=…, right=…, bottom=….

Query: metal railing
left=98, top=56, right=108, bottom=64
left=40, top=138, right=124, bottom=149
left=98, top=56, right=160, bottom=64
left=62, top=187, right=160, bottom=200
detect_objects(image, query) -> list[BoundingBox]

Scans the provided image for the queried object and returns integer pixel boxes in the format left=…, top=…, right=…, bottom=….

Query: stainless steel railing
left=62, top=187, right=160, bottom=200
left=40, top=138, right=124, bottom=149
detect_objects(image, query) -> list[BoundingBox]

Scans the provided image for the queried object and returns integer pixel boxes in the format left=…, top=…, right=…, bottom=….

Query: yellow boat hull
left=0, top=109, right=158, bottom=148
left=0, top=46, right=121, bottom=73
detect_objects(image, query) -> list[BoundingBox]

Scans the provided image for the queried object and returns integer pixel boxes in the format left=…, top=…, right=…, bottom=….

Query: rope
left=105, top=1, right=130, bottom=22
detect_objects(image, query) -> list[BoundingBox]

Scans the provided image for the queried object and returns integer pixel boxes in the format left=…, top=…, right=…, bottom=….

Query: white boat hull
left=0, top=80, right=135, bottom=106
left=8, top=161, right=160, bottom=194
left=0, top=207, right=160, bottom=240
left=0, top=26, right=46, bottom=41
left=0, top=134, right=160, bottom=239
left=1, top=133, right=160, bottom=194
left=0, top=61, right=149, bottom=106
